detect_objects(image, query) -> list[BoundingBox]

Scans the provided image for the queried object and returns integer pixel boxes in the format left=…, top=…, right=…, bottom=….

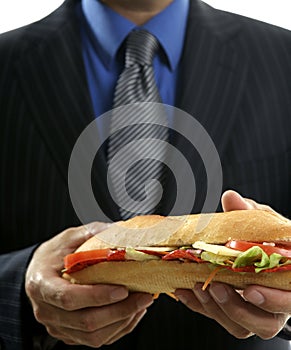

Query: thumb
left=221, top=190, right=256, bottom=212
left=47, top=222, right=111, bottom=254
left=28, top=226, right=92, bottom=274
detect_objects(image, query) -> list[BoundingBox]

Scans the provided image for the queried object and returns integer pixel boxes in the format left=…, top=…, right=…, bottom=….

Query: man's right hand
left=25, top=223, right=153, bottom=347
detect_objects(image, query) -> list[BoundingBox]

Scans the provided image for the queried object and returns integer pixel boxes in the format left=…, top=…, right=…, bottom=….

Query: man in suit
left=0, top=0, right=291, bottom=349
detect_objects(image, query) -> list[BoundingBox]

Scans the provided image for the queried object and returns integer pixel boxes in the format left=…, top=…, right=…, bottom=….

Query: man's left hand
left=175, top=190, right=291, bottom=339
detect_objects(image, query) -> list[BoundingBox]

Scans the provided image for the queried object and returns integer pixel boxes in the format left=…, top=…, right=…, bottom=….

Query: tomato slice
left=64, top=248, right=126, bottom=273
left=225, top=265, right=256, bottom=273
left=225, top=240, right=291, bottom=258
left=64, top=248, right=111, bottom=269
left=223, top=264, right=291, bottom=273
left=261, top=264, right=291, bottom=273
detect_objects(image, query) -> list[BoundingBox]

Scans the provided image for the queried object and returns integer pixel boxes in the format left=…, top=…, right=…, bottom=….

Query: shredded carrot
left=225, top=259, right=234, bottom=265
left=166, top=292, right=179, bottom=301
left=202, top=266, right=224, bottom=291
left=152, top=292, right=178, bottom=301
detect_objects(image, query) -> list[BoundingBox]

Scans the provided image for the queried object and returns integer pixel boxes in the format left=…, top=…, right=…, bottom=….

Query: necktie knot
left=125, top=30, right=160, bottom=67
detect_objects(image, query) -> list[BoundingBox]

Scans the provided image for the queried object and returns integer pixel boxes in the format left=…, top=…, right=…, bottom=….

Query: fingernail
left=210, top=284, right=229, bottom=304
left=194, top=286, right=211, bottom=304
left=137, top=295, right=154, bottom=309
left=244, top=290, right=264, bottom=305
left=110, top=287, right=128, bottom=301
left=245, top=201, right=255, bottom=209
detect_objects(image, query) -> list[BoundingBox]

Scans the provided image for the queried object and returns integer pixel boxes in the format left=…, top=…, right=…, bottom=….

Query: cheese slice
left=192, top=241, right=243, bottom=257
left=134, top=246, right=176, bottom=252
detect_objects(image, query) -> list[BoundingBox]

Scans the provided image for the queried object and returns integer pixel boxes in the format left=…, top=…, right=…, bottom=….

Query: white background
left=0, top=2, right=291, bottom=348
left=0, top=0, right=290, bottom=34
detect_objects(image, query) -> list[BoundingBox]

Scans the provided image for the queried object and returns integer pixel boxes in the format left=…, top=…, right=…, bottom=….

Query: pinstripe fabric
left=0, top=0, right=291, bottom=349
left=0, top=247, right=36, bottom=349
left=0, top=1, right=91, bottom=348
left=108, top=30, right=168, bottom=219
left=0, top=3, right=88, bottom=252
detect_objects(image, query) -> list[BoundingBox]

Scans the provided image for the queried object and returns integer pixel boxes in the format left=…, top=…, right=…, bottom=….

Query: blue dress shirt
left=79, top=0, right=189, bottom=137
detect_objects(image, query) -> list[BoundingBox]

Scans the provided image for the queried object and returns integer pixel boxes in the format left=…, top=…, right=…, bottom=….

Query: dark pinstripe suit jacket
left=1, top=0, right=291, bottom=349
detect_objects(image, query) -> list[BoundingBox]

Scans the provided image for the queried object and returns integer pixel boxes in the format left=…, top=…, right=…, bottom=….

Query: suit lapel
left=16, top=0, right=92, bottom=181
left=15, top=0, right=120, bottom=221
left=162, top=0, right=249, bottom=214
left=177, top=0, right=249, bottom=157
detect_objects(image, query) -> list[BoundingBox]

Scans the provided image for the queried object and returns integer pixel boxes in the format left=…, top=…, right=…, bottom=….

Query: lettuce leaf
left=233, top=246, right=287, bottom=273
left=201, top=251, right=233, bottom=266
left=200, top=245, right=291, bottom=273
left=125, top=248, right=159, bottom=261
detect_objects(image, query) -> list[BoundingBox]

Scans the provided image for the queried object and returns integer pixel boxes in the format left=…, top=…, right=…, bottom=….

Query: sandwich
left=62, top=210, right=291, bottom=294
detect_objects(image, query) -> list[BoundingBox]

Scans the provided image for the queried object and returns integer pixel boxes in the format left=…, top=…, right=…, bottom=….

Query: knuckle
left=257, top=323, right=281, bottom=340
left=121, top=318, right=138, bottom=337
left=108, top=301, right=131, bottom=320
left=33, top=306, right=45, bottom=324
left=86, top=331, right=104, bottom=348
left=79, top=315, right=97, bottom=332
left=261, top=314, right=285, bottom=339
left=257, top=331, right=275, bottom=340
left=52, top=288, right=74, bottom=310
left=63, top=340, right=76, bottom=346
left=46, top=325, right=61, bottom=339
left=118, top=307, right=131, bottom=319
left=230, top=307, right=245, bottom=321
left=63, top=226, right=80, bottom=238
left=25, top=277, right=39, bottom=299
left=233, top=329, right=253, bottom=339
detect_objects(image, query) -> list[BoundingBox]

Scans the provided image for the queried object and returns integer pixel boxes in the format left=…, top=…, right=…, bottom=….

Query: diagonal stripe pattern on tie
left=107, top=30, right=168, bottom=219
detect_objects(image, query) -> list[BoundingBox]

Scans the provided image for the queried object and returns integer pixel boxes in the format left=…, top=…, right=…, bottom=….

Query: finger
left=30, top=277, right=129, bottom=310
left=175, top=288, right=207, bottom=314
left=35, top=293, right=153, bottom=331
left=221, top=190, right=276, bottom=214
left=45, top=226, right=93, bottom=254
left=105, top=309, right=147, bottom=345
left=47, top=311, right=146, bottom=348
left=37, top=222, right=111, bottom=261
left=45, top=325, right=76, bottom=345
left=176, top=286, right=251, bottom=339
left=29, top=226, right=93, bottom=274
left=221, top=190, right=255, bottom=212
left=51, top=223, right=111, bottom=253
left=244, top=285, right=291, bottom=314
left=194, top=284, right=253, bottom=338
left=209, top=283, right=286, bottom=339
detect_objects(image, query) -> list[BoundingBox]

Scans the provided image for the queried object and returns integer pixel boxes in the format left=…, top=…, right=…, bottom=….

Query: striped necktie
left=107, top=30, right=168, bottom=219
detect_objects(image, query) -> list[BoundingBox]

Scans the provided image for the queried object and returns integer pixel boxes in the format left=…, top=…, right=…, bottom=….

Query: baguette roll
left=62, top=210, right=291, bottom=292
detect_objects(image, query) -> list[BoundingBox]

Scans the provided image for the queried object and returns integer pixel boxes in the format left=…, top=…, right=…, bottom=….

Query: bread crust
left=63, top=260, right=291, bottom=292
left=78, top=210, right=291, bottom=251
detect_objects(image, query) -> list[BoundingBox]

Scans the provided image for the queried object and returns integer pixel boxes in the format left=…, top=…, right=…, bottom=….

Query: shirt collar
left=81, top=0, right=189, bottom=71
